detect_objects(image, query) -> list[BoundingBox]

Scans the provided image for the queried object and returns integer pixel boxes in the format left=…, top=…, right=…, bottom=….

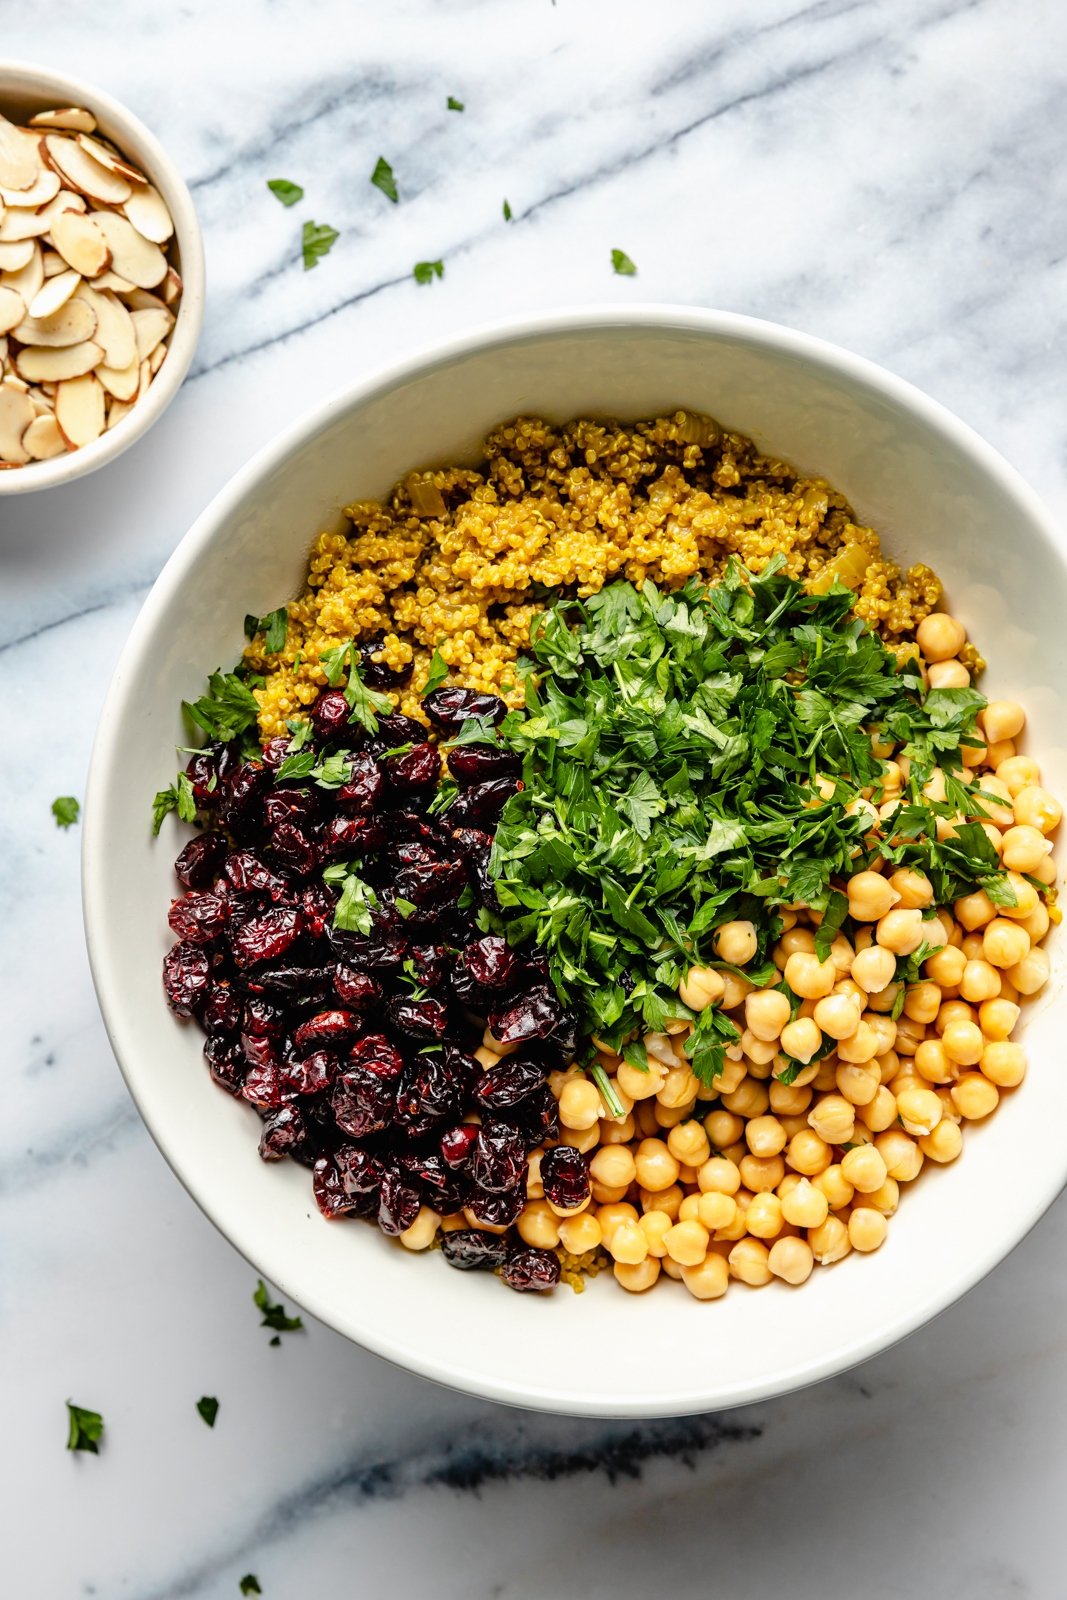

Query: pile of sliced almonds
left=0, top=103, right=182, bottom=467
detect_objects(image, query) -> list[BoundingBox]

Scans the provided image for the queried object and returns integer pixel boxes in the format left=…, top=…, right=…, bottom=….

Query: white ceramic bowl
left=84, top=307, right=1066, bottom=1417
left=0, top=61, right=204, bottom=493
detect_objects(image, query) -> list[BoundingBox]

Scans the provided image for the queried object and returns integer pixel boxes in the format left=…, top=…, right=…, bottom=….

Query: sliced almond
left=16, top=297, right=97, bottom=348
left=14, top=339, right=103, bottom=382
left=0, top=114, right=41, bottom=192
left=28, top=268, right=81, bottom=319
left=121, top=182, right=173, bottom=243
left=161, top=266, right=183, bottom=306
left=1, top=370, right=27, bottom=392
left=54, top=371, right=105, bottom=448
left=76, top=285, right=135, bottom=367
left=42, top=135, right=132, bottom=205
left=94, top=269, right=135, bottom=292
left=76, top=134, right=146, bottom=186
left=0, top=384, right=35, bottom=462
left=107, top=395, right=135, bottom=430
left=149, top=342, right=167, bottom=376
left=1, top=242, right=44, bottom=306
left=0, top=238, right=34, bottom=272
left=121, top=287, right=168, bottom=313
left=27, top=386, right=53, bottom=415
left=0, top=284, right=25, bottom=335
left=0, top=168, right=60, bottom=209
left=50, top=210, right=110, bottom=277
left=96, top=353, right=140, bottom=401
left=29, top=107, right=97, bottom=135
left=0, top=189, right=85, bottom=243
left=0, top=334, right=7, bottom=367
left=91, top=212, right=166, bottom=288
left=22, top=411, right=66, bottom=459
left=131, top=305, right=172, bottom=361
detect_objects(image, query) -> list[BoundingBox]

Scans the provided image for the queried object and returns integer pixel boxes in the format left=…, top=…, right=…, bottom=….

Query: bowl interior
left=84, top=311, right=1067, bottom=1415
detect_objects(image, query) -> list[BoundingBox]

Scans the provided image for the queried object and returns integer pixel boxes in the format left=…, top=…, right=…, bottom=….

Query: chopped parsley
left=52, top=795, right=79, bottom=828
left=489, top=567, right=1014, bottom=1072
left=152, top=771, right=197, bottom=834
left=183, top=670, right=260, bottom=743
left=302, top=220, right=339, bottom=270
left=274, top=748, right=318, bottom=782
left=319, top=640, right=394, bottom=733
left=447, top=95, right=464, bottom=111
left=422, top=648, right=449, bottom=695
left=267, top=178, right=303, bottom=207
left=253, top=1279, right=303, bottom=1336
left=502, top=198, right=512, bottom=221
left=395, top=896, right=417, bottom=918
left=66, top=1402, right=104, bottom=1454
left=413, top=259, right=444, bottom=285
left=197, top=1396, right=219, bottom=1428
left=245, top=607, right=288, bottom=653
left=327, top=867, right=379, bottom=935
left=239, top=1578, right=262, bottom=1596
left=370, top=156, right=398, bottom=203
left=611, top=248, right=636, bottom=276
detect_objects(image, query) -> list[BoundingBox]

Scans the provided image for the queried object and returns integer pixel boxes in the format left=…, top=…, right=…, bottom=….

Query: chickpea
left=996, top=754, right=1040, bottom=796
left=840, top=1144, right=888, bottom=1194
left=851, top=944, right=897, bottom=994
left=807, top=1094, right=855, bottom=1145
left=845, top=870, right=898, bottom=923
left=858, top=1084, right=900, bottom=1133
left=764, top=1235, right=813, bottom=1285
left=1007, top=946, right=1051, bottom=996
left=834, top=1061, right=880, bottom=1107
left=1001, top=824, right=1051, bottom=875
left=664, top=1219, right=710, bottom=1267
left=891, top=868, right=935, bottom=909
left=920, top=1119, right=964, bottom=1163
left=901, top=981, right=941, bottom=1026
left=980, top=1040, right=1027, bottom=1088
left=876, top=907, right=926, bottom=955
left=769, top=1080, right=812, bottom=1116
left=938, top=1017, right=982, bottom=1067
left=861, top=1176, right=900, bottom=1216
left=723, top=1078, right=770, bottom=1118
left=982, top=918, right=1030, bottom=970
left=813, top=1163, right=855, bottom=1210
left=1014, top=786, right=1062, bottom=834
left=616, top=1057, right=667, bottom=1102
left=693, top=1190, right=734, bottom=1231
left=741, top=1029, right=781, bottom=1066
left=780, top=1017, right=823, bottom=1063
left=745, top=987, right=792, bottom=1041
left=635, top=1210, right=671, bottom=1257
left=665, top=1121, right=710, bottom=1169
left=641, top=1184, right=683, bottom=1221
left=1021, top=903, right=1051, bottom=943
left=714, top=920, right=759, bottom=965
left=558, top=1212, right=602, bottom=1255
left=558, top=1078, right=603, bottom=1130
left=778, top=926, right=816, bottom=959
left=896, top=1085, right=944, bottom=1136
left=599, top=1111, right=637, bottom=1146
left=1033, top=853, right=1058, bottom=886
left=786, top=1127, right=833, bottom=1176
left=740, top=1153, right=786, bottom=1194
left=517, top=1200, right=562, bottom=1250
left=955, top=889, right=996, bottom=931
left=714, top=1059, right=747, bottom=1095
left=779, top=1175, right=829, bottom=1229
left=979, top=997, right=1021, bottom=1041
left=658, top=1064, right=701, bottom=1109
left=927, top=658, right=970, bottom=689
left=959, top=958, right=1002, bottom=1004
left=704, top=1110, right=744, bottom=1149
left=783, top=951, right=837, bottom=1000
left=399, top=1207, right=441, bottom=1251
left=559, top=1124, right=600, bottom=1154
left=679, top=964, right=726, bottom=1011
left=608, top=1219, right=649, bottom=1266
left=613, top=1257, right=661, bottom=1293
left=924, top=945, right=966, bottom=989
left=729, top=1237, right=773, bottom=1286
left=809, top=1214, right=851, bottom=1265
left=597, top=1202, right=639, bottom=1247
left=917, top=612, right=966, bottom=662
left=813, top=992, right=861, bottom=1041
left=950, top=1072, right=1000, bottom=1120
left=745, top=1115, right=787, bottom=1158
left=680, top=1252, right=730, bottom=1300
left=848, top=1206, right=889, bottom=1253
left=633, top=1138, right=680, bottom=1193
left=590, top=1144, right=637, bottom=1190
left=998, top=873, right=1040, bottom=922
left=721, top=971, right=754, bottom=1009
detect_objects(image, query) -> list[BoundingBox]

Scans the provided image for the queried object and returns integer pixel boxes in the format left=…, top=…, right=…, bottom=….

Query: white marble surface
left=4, top=1, right=1067, bottom=1595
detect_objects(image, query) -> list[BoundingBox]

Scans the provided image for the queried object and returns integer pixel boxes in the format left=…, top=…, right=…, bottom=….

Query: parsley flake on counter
left=253, top=1279, right=303, bottom=1336
left=52, top=795, right=79, bottom=828
left=502, top=198, right=512, bottom=221
left=152, top=771, right=197, bottom=835
left=302, top=220, right=339, bottom=270
left=197, top=1396, right=220, bottom=1428
left=239, top=1577, right=262, bottom=1596
left=611, top=248, right=636, bottom=276
left=413, top=259, right=444, bottom=285
left=267, top=178, right=304, bottom=207
left=370, top=156, right=398, bottom=202
left=66, top=1402, right=104, bottom=1454
left=447, top=95, right=465, bottom=111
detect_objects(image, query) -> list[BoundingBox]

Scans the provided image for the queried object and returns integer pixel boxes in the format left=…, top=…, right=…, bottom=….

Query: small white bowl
left=84, top=307, right=1066, bottom=1417
left=0, top=60, right=204, bottom=493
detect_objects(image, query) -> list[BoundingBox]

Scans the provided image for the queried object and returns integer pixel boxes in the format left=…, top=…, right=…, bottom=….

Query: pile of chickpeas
left=490, top=611, right=1059, bottom=1299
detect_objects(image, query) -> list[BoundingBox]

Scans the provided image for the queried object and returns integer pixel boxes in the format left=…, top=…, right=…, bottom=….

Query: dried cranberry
left=232, top=905, right=304, bottom=968
left=385, top=995, right=449, bottom=1041
left=355, top=637, right=410, bottom=689
left=199, top=984, right=242, bottom=1037
left=540, top=1144, right=591, bottom=1211
left=499, top=1083, right=559, bottom=1144
left=282, top=1050, right=336, bottom=1097
left=174, top=831, right=227, bottom=889
left=240, top=1031, right=284, bottom=1073
left=259, top=1104, right=308, bottom=1161
left=474, top=1058, right=545, bottom=1111
left=470, top=1121, right=526, bottom=1192
left=375, top=713, right=428, bottom=748
left=313, top=1156, right=363, bottom=1219
left=163, top=941, right=211, bottom=1016
left=446, top=777, right=519, bottom=827
left=377, top=1168, right=421, bottom=1235
left=440, top=1122, right=480, bottom=1170
left=396, top=1153, right=468, bottom=1213
left=224, top=851, right=289, bottom=899
left=441, top=1228, right=508, bottom=1271
left=242, top=1060, right=286, bottom=1108
left=487, top=986, right=566, bottom=1045
left=394, top=858, right=467, bottom=911
left=447, top=744, right=521, bottom=786
left=327, top=925, right=407, bottom=970
left=292, top=1009, right=362, bottom=1053
left=452, top=935, right=522, bottom=1004
left=335, top=1144, right=384, bottom=1197
left=406, top=943, right=450, bottom=991
left=502, top=1245, right=560, bottom=1293
left=386, top=744, right=441, bottom=799
left=219, top=760, right=268, bottom=833
left=301, top=882, right=336, bottom=938
left=349, top=1034, right=405, bottom=1078
left=333, top=966, right=384, bottom=1009
left=260, top=735, right=296, bottom=770
left=466, top=1182, right=524, bottom=1227
left=204, top=1036, right=244, bottom=1094
left=168, top=891, right=228, bottom=945
left=332, top=1066, right=395, bottom=1137
left=423, top=687, right=507, bottom=731
left=441, top=1043, right=481, bottom=1097
left=395, top=1055, right=459, bottom=1134
left=310, top=688, right=352, bottom=744
left=241, top=995, right=288, bottom=1037
left=244, top=965, right=335, bottom=1005
left=263, top=788, right=319, bottom=829
left=184, top=750, right=218, bottom=808
left=321, top=814, right=385, bottom=861
left=448, top=826, right=495, bottom=905
left=337, top=752, right=384, bottom=815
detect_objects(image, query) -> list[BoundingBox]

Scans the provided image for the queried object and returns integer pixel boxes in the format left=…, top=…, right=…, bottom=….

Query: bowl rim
left=0, top=57, right=204, bottom=495
left=83, top=303, right=1067, bottom=1415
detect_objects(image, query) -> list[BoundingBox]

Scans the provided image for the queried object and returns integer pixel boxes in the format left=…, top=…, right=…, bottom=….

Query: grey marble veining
left=4, top=1, right=1067, bottom=1595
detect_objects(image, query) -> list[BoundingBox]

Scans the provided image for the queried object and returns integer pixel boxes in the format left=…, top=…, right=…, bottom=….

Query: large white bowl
left=84, top=307, right=1066, bottom=1417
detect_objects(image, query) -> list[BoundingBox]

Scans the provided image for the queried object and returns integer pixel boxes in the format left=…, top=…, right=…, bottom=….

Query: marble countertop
left=5, top=1, right=1067, bottom=1595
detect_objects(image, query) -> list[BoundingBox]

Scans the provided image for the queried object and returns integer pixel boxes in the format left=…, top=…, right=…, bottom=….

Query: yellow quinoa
left=246, top=411, right=946, bottom=738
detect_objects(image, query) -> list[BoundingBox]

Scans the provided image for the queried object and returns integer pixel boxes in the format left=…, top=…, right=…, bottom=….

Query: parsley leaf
left=331, top=870, right=379, bottom=934
left=423, top=647, right=449, bottom=695
left=239, top=1578, right=262, bottom=1596
left=267, top=178, right=303, bottom=207
left=502, top=198, right=512, bottom=221
left=302, top=220, right=339, bottom=269
left=611, top=248, right=636, bottom=276
left=152, top=771, right=197, bottom=834
left=253, top=1279, right=303, bottom=1336
left=66, top=1401, right=104, bottom=1454
left=197, top=1396, right=219, bottom=1428
left=52, top=795, right=79, bottom=828
left=413, top=259, right=444, bottom=284
left=274, top=749, right=317, bottom=782
left=395, top=896, right=417, bottom=918
left=183, top=671, right=260, bottom=742
left=447, top=95, right=465, bottom=111
left=318, top=640, right=394, bottom=733
left=371, top=156, right=398, bottom=202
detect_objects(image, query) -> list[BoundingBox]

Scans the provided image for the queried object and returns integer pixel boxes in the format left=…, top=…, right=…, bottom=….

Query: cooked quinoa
left=247, top=411, right=946, bottom=737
